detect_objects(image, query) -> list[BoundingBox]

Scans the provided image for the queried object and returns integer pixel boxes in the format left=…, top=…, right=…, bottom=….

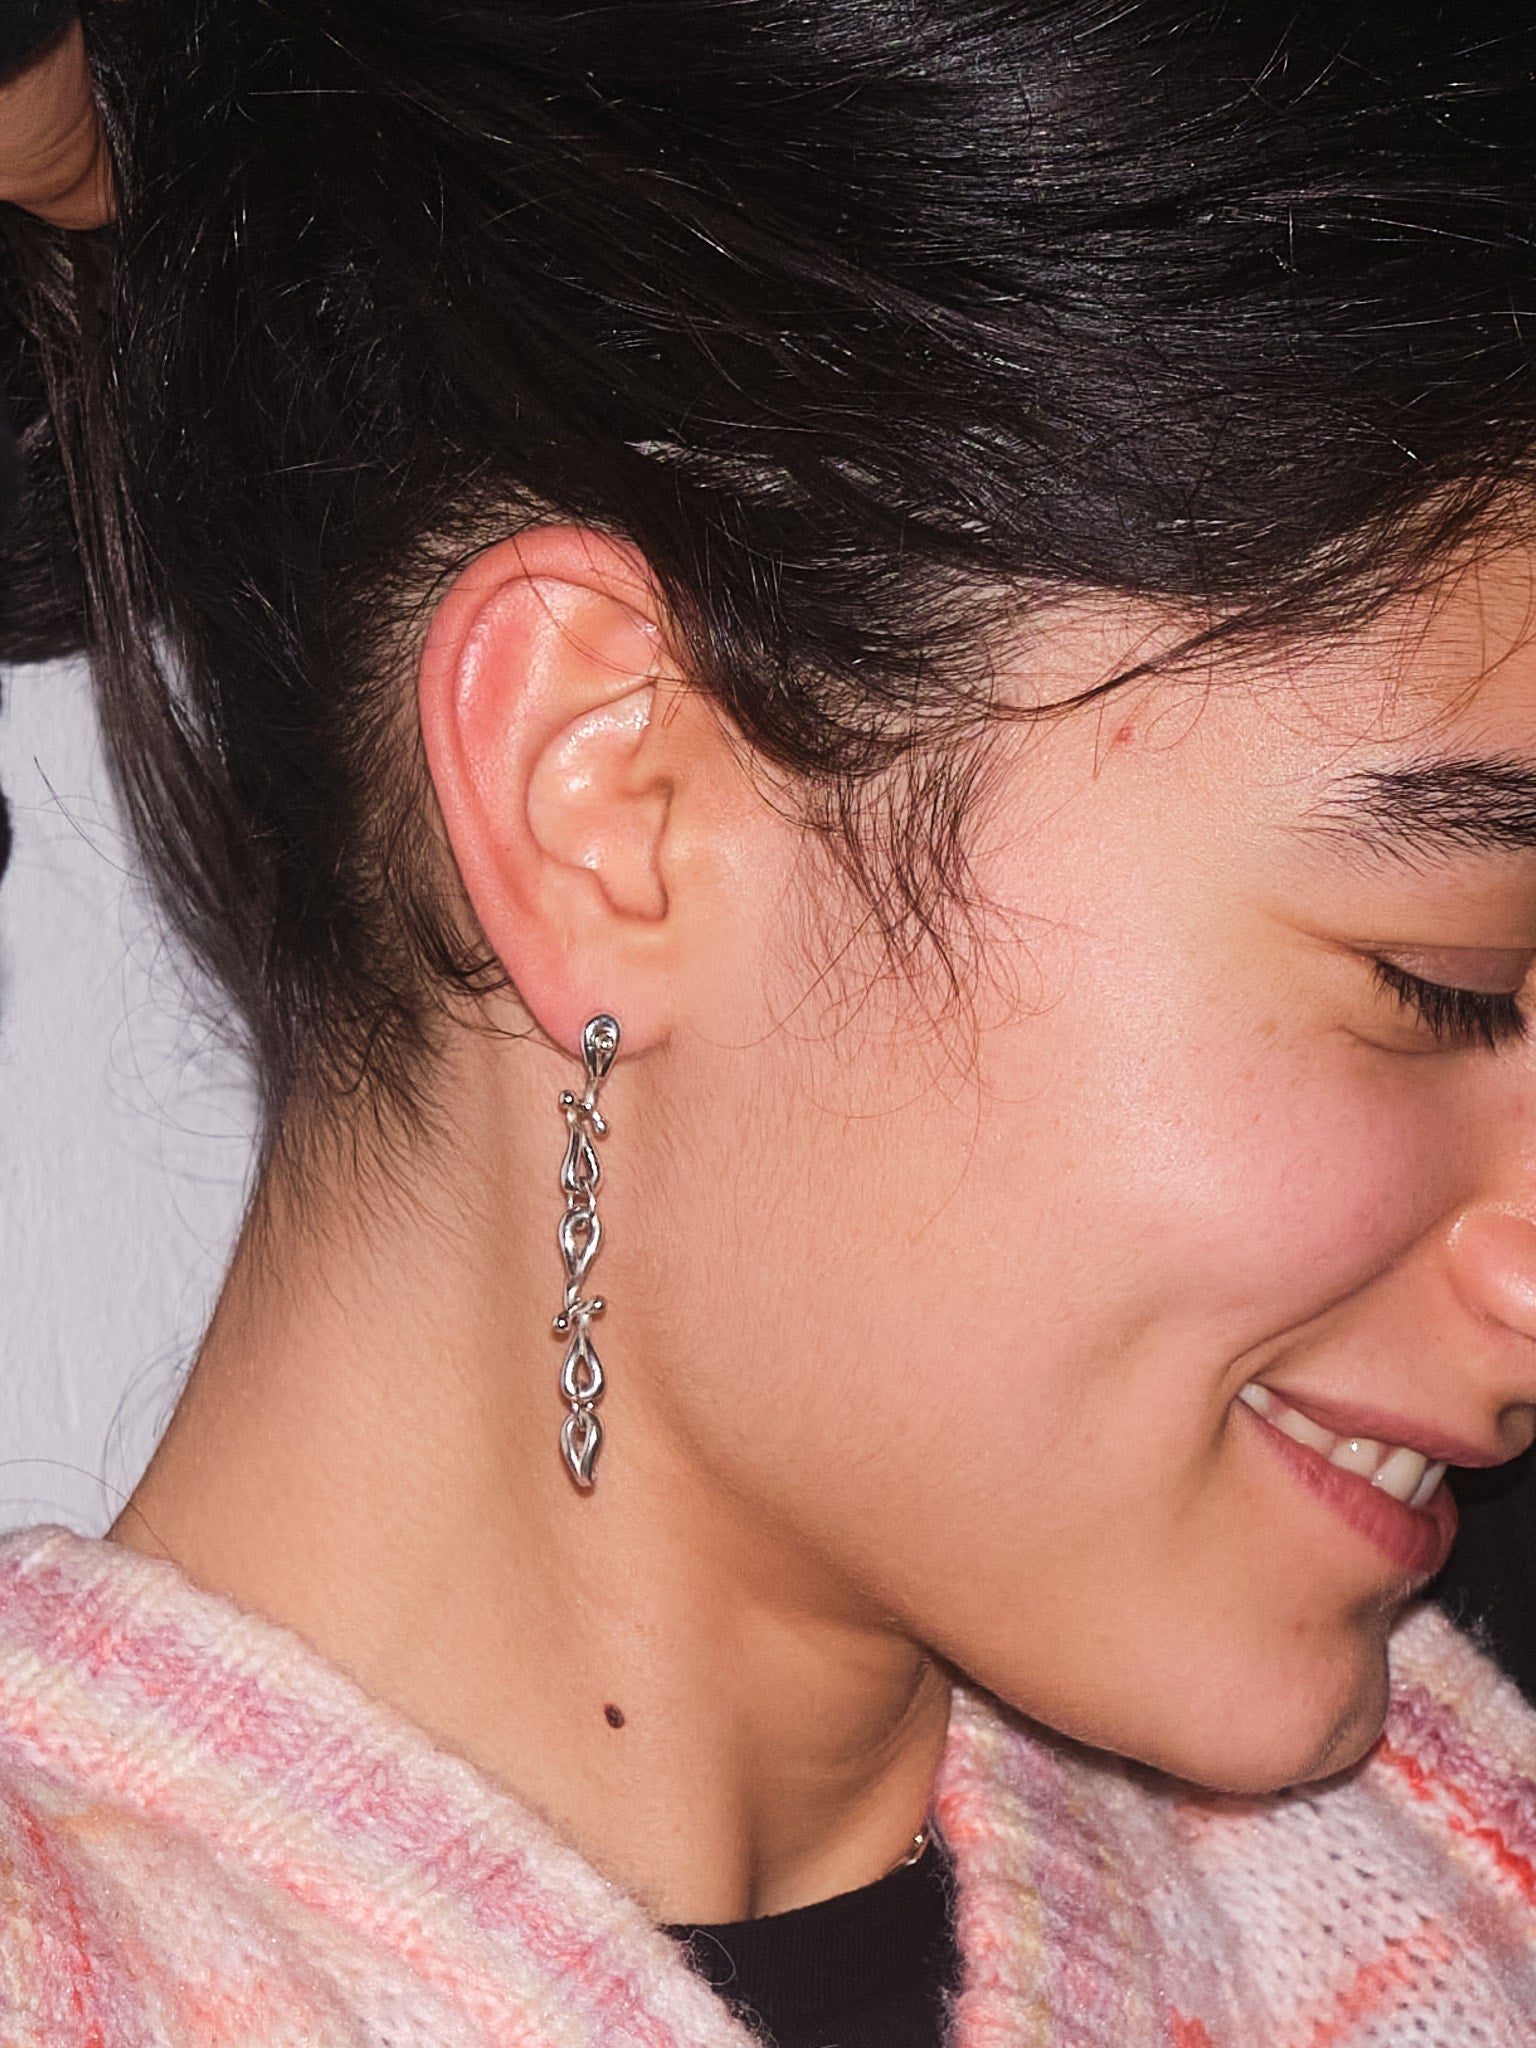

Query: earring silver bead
left=553, top=1014, right=620, bottom=1489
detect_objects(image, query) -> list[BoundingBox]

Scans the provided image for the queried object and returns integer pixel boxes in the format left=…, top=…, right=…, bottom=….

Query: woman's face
left=616, top=550, right=1536, bottom=1791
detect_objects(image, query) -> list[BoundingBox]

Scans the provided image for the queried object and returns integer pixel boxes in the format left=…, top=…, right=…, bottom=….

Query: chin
left=994, top=1605, right=1399, bottom=1797
left=1143, top=1637, right=1394, bottom=1796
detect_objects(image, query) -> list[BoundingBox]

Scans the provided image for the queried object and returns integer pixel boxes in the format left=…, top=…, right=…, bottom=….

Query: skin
left=0, top=20, right=112, bottom=228
left=111, top=530, right=1536, bottom=1924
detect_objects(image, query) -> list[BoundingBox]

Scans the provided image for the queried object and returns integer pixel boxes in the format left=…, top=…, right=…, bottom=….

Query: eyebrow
left=1313, top=756, right=1536, bottom=861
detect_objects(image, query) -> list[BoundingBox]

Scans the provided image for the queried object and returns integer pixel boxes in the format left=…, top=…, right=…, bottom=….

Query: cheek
left=795, top=993, right=1446, bottom=1764
left=946, top=837, right=1465, bottom=1358
left=669, top=936, right=1454, bottom=1520
left=648, top=897, right=1453, bottom=1790
left=1059, top=1018, right=1453, bottom=1336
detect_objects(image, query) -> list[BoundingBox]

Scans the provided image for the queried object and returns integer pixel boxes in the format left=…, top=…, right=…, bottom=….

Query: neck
left=109, top=1034, right=950, bottom=1922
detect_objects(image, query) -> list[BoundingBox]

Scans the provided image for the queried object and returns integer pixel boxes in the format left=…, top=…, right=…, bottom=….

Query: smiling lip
left=1244, top=1390, right=1504, bottom=1472
left=1235, top=1388, right=1458, bottom=1579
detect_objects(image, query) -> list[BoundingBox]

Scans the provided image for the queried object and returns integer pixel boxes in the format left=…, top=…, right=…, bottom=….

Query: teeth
left=1329, top=1436, right=1383, bottom=1477
left=1410, top=1461, right=1448, bottom=1511
left=1237, top=1383, right=1448, bottom=1511
left=1271, top=1402, right=1336, bottom=1456
left=1372, top=1445, right=1428, bottom=1504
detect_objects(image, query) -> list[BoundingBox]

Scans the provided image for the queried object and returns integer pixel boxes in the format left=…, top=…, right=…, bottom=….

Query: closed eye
left=1372, top=958, right=1527, bottom=1050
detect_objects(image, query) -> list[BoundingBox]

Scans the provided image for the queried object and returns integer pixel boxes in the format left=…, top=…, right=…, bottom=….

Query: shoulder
left=1387, top=1598, right=1536, bottom=1768
left=0, top=1745, right=158, bottom=2041
left=0, top=1724, right=441, bottom=2046
left=945, top=1614, right=1536, bottom=2041
left=1373, top=1601, right=1536, bottom=1880
left=0, top=1526, right=389, bottom=2044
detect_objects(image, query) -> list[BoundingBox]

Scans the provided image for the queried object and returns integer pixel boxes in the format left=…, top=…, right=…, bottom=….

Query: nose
left=1448, top=1208, right=1536, bottom=1346
left=1444, top=1208, right=1536, bottom=1457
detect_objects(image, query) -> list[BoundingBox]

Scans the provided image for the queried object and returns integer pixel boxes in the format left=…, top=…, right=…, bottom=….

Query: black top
left=669, top=1839, right=957, bottom=2048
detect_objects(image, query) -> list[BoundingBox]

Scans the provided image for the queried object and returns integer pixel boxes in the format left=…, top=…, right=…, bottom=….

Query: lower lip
left=1236, top=1401, right=1458, bottom=1580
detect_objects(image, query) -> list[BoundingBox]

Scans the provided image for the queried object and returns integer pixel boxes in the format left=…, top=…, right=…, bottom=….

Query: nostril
left=1448, top=1208, right=1536, bottom=1334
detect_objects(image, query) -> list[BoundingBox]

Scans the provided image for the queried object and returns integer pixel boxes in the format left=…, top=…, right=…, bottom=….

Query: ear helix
left=552, top=1015, right=621, bottom=1489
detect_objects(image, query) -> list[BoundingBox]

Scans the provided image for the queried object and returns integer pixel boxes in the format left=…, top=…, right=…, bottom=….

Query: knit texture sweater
left=0, top=1526, right=1534, bottom=2045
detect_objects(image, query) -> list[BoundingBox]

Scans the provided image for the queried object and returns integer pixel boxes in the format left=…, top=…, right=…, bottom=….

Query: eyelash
left=1373, top=959, right=1529, bottom=1050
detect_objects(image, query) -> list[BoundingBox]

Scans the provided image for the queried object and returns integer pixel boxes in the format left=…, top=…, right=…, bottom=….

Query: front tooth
left=1408, top=1461, right=1447, bottom=1511
left=1373, top=1446, right=1429, bottom=1504
left=1271, top=1404, right=1338, bottom=1457
left=1328, top=1436, right=1383, bottom=1477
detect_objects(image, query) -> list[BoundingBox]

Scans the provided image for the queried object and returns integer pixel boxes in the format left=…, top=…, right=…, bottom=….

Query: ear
left=418, top=526, right=736, bottom=1058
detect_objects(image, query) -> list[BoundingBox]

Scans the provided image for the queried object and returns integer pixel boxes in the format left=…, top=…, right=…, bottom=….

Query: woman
left=2, top=1, right=1536, bottom=2040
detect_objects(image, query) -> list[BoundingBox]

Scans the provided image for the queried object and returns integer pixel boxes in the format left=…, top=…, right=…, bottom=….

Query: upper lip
left=1250, top=1386, right=1522, bottom=1471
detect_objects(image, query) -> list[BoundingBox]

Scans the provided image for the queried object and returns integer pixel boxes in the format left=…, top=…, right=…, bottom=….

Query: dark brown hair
left=4, top=0, right=1536, bottom=1129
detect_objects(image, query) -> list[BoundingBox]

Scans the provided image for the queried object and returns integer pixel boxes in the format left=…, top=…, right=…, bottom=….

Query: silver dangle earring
left=553, top=1014, right=620, bottom=1489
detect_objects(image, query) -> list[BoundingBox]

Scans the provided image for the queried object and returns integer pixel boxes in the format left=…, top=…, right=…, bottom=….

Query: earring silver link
left=553, top=1014, right=620, bottom=1488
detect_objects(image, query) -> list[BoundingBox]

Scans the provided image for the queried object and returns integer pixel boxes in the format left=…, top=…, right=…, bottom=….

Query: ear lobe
left=417, top=528, right=678, bottom=1055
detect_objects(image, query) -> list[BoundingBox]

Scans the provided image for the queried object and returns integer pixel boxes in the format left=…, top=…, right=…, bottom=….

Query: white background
left=0, top=656, right=256, bottom=1535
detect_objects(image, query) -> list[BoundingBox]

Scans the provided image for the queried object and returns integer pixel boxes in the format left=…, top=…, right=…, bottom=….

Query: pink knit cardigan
left=0, top=1525, right=1534, bottom=2044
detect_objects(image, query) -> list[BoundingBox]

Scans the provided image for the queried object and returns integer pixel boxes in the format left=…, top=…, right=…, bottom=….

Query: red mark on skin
left=1112, top=722, right=1137, bottom=745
